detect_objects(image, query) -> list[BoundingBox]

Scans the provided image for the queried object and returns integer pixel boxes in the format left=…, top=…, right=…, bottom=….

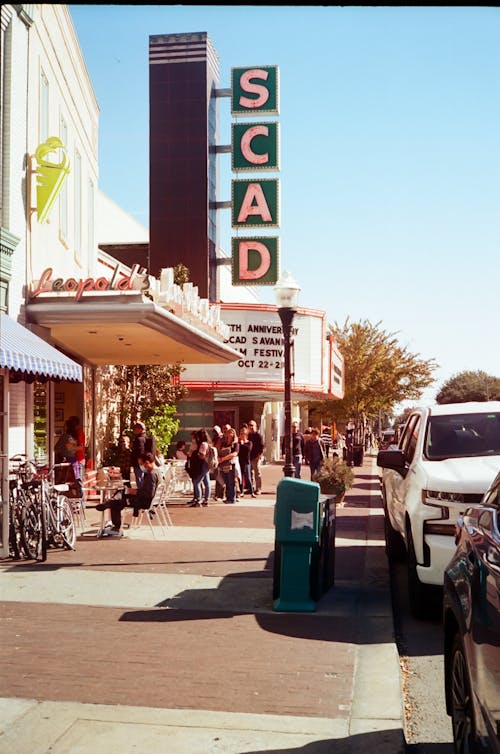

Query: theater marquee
left=181, top=304, right=343, bottom=400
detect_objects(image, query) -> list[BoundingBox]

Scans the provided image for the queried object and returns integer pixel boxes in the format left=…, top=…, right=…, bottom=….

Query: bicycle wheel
left=21, top=497, right=45, bottom=560
left=8, top=490, right=24, bottom=560
left=59, top=497, right=76, bottom=550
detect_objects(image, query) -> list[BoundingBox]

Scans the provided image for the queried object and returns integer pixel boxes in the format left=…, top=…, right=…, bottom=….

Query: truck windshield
left=425, top=412, right=500, bottom=460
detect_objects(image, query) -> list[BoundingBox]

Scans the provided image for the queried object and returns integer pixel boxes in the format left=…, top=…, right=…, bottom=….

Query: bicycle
left=8, top=455, right=43, bottom=560
left=41, top=462, right=77, bottom=553
left=21, top=462, right=76, bottom=561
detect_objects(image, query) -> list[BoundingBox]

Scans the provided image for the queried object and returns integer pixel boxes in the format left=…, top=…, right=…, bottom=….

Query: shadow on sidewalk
left=241, top=730, right=454, bottom=753
left=118, top=543, right=391, bottom=647
left=243, top=728, right=407, bottom=753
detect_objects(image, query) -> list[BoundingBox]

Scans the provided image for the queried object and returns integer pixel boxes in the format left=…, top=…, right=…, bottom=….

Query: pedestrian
left=130, top=421, right=157, bottom=487
left=97, top=452, right=160, bottom=536
left=117, top=433, right=132, bottom=482
left=188, top=428, right=211, bottom=507
left=211, top=425, right=225, bottom=501
left=65, top=416, right=86, bottom=498
left=320, top=426, right=332, bottom=458
left=218, top=426, right=240, bottom=504
left=304, top=427, right=325, bottom=480
left=185, top=430, right=198, bottom=503
left=282, top=420, right=305, bottom=479
left=238, top=425, right=256, bottom=497
left=175, top=440, right=188, bottom=460
left=248, top=419, right=264, bottom=494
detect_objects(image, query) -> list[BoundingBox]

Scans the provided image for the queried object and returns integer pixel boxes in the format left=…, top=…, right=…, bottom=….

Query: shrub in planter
left=313, top=455, right=354, bottom=498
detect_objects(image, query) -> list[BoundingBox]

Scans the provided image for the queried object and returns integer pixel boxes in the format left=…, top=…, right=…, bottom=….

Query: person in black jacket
left=130, top=421, right=157, bottom=487
left=304, top=428, right=326, bottom=480
left=282, top=421, right=305, bottom=479
left=248, top=419, right=264, bottom=494
left=97, top=452, right=160, bottom=536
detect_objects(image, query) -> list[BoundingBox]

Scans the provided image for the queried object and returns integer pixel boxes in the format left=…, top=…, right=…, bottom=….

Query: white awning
left=0, top=313, right=82, bottom=382
left=26, top=294, right=242, bottom=366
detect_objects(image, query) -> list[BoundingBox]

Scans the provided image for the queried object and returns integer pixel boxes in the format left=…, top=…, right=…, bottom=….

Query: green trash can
left=310, top=496, right=337, bottom=601
left=273, top=477, right=320, bottom=612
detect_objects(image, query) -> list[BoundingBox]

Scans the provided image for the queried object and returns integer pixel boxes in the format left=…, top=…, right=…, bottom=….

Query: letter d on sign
left=231, top=237, right=279, bottom=287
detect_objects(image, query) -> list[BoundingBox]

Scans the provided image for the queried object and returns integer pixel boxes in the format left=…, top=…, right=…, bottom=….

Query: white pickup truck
left=377, top=401, right=500, bottom=618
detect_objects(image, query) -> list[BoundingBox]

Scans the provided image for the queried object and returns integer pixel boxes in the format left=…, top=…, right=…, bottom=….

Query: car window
left=425, top=411, right=500, bottom=460
left=399, top=415, right=417, bottom=452
left=403, top=415, right=421, bottom=464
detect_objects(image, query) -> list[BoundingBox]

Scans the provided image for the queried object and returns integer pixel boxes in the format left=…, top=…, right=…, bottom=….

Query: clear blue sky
left=69, top=5, right=500, bottom=403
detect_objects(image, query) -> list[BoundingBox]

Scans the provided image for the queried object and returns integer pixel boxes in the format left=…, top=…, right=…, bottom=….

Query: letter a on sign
left=231, top=237, right=279, bottom=286
left=231, top=66, right=279, bottom=116
left=232, top=179, right=279, bottom=228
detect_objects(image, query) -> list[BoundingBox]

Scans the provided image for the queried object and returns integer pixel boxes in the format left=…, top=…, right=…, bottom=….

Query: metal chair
left=132, top=482, right=172, bottom=537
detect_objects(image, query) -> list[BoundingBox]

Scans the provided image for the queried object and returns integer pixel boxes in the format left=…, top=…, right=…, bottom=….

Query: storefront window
left=33, top=382, right=49, bottom=466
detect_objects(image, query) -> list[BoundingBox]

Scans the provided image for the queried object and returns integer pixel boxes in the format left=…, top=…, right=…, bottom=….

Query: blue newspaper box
left=273, top=477, right=320, bottom=612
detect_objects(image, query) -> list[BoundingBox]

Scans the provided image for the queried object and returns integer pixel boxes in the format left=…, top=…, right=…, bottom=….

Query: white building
left=0, top=4, right=240, bottom=558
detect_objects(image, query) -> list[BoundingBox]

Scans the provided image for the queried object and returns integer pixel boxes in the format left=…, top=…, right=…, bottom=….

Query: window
left=399, top=414, right=417, bottom=452
left=33, top=382, right=49, bottom=466
left=74, top=150, right=82, bottom=263
left=426, top=413, right=500, bottom=460
left=59, top=115, right=68, bottom=242
left=405, top=416, right=420, bottom=464
left=40, top=70, right=49, bottom=142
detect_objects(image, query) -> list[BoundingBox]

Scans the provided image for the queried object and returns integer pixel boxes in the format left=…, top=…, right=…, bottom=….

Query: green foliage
left=143, top=404, right=180, bottom=456
left=313, top=455, right=354, bottom=494
left=436, top=370, right=500, bottom=404
left=323, top=319, right=438, bottom=425
left=173, top=263, right=190, bottom=286
left=98, top=363, right=187, bottom=433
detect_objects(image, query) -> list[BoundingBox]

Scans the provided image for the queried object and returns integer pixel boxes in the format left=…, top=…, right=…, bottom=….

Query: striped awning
left=0, top=313, right=82, bottom=382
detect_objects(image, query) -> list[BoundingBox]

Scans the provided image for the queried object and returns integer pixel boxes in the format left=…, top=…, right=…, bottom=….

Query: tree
left=316, top=319, right=438, bottom=431
left=96, top=363, right=188, bottom=459
left=436, top=370, right=500, bottom=404
left=143, top=404, right=180, bottom=457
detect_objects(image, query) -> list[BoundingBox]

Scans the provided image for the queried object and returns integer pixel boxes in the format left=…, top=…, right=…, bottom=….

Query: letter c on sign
left=239, top=69, right=270, bottom=109
left=239, top=241, right=271, bottom=280
left=241, top=125, right=269, bottom=165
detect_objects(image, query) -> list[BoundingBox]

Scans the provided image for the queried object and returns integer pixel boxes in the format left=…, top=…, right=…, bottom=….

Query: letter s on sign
left=239, top=69, right=269, bottom=110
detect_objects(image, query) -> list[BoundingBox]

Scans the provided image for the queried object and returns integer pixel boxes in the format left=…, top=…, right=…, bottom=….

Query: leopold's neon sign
left=31, top=264, right=149, bottom=302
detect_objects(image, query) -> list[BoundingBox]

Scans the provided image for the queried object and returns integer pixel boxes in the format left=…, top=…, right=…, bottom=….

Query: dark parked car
left=443, top=470, right=500, bottom=753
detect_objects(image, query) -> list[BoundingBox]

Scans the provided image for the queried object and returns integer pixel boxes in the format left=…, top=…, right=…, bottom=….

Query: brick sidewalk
left=0, top=453, right=405, bottom=753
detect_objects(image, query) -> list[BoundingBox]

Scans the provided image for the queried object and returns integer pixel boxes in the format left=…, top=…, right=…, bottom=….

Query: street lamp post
left=275, top=272, right=301, bottom=478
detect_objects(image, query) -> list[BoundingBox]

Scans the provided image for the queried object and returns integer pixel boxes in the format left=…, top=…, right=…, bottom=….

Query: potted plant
left=312, top=455, right=354, bottom=501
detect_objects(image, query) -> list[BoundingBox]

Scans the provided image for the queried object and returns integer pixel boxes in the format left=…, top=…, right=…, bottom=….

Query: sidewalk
left=0, top=453, right=405, bottom=754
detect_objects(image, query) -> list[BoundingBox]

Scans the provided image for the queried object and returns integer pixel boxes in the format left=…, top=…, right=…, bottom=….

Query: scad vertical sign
left=231, top=66, right=280, bottom=286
